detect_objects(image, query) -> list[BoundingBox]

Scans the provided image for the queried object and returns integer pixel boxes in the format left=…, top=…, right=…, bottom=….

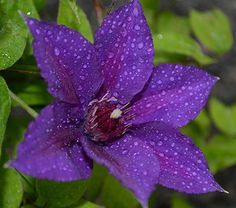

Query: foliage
left=0, top=0, right=235, bottom=208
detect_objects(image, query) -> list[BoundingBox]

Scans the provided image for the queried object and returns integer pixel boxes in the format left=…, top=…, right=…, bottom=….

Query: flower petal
left=95, top=0, right=154, bottom=103
left=11, top=102, right=92, bottom=181
left=24, top=16, right=103, bottom=107
left=130, top=64, right=218, bottom=127
left=81, top=134, right=160, bottom=207
left=133, top=122, right=224, bottom=194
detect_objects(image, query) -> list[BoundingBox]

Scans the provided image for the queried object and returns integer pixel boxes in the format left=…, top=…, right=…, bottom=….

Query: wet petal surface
left=81, top=133, right=160, bottom=207
left=25, top=16, right=103, bottom=107
left=133, top=122, right=223, bottom=194
left=11, top=102, right=92, bottom=181
left=130, top=64, right=218, bottom=127
left=95, top=0, right=154, bottom=103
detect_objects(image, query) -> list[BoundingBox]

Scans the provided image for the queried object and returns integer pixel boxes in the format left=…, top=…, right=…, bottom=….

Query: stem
left=9, top=90, right=38, bottom=118
left=15, top=169, right=35, bottom=192
left=93, top=0, right=103, bottom=25
left=9, top=69, right=40, bottom=75
left=14, top=64, right=39, bottom=70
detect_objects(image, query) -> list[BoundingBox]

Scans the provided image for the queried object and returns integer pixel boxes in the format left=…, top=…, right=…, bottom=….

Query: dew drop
left=138, top=42, right=144, bottom=49
left=54, top=48, right=60, bottom=56
left=134, top=25, right=140, bottom=30
left=157, top=34, right=163, bottom=39
left=133, top=7, right=139, bottom=17
left=108, top=52, right=114, bottom=58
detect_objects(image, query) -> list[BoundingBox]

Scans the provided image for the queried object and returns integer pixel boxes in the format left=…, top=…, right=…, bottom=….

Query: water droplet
left=108, top=52, right=114, bottom=58
left=157, top=34, right=163, bottom=39
left=54, top=48, right=60, bottom=56
left=29, top=20, right=34, bottom=25
left=133, top=7, right=139, bottom=17
left=138, top=42, right=144, bottom=49
left=158, top=141, right=163, bottom=146
left=134, top=25, right=140, bottom=30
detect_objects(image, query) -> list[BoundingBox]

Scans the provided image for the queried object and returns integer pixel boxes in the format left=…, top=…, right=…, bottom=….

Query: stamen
left=92, top=106, right=98, bottom=117
left=110, top=108, right=122, bottom=119
left=125, top=114, right=136, bottom=120
left=99, top=91, right=110, bottom=102
left=120, top=102, right=130, bottom=110
left=85, top=94, right=135, bottom=142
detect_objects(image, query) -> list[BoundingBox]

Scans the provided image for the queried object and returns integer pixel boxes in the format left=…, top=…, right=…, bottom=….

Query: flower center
left=84, top=94, right=133, bottom=143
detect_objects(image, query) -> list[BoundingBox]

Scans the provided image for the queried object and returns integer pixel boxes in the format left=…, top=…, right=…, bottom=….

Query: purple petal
left=24, top=16, right=103, bottom=107
left=81, top=134, right=160, bottom=207
left=130, top=64, right=218, bottom=127
left=11, top=102, right=92, bottom=181
left=95, top=0, right=154, bottom=103
left=133, top=122, right=224, bottom=194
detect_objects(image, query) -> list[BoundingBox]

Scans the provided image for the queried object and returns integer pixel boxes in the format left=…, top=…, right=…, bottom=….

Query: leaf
left=5, top=63, right=52, bottom=106
left=158, top=11, right=191, bottom=35
left=36, top=179, right=88, bottom=208
left=34, top=0, right=45, bottom=11
left=0, top=168, right=23, bottom=208
left=18, top=0, right=40, bottom=56
left=203, top=134, right=236, bottom=173
left=70, top=199, right=100, bottom=208
left=57, top=0, right=93, bottom=42
left=18, top=0, right=39, bottom=19
left=0, top=2, right=28, bottom=69
left=190, top=9, right=233, bottom=54
left=154, top=33, right=215, bottom=65
left=154, top=52, right=187, bottom=65
left=16, top=84, right=52, bottom=106
left=171, top=195, right=193, bottom=208
left=85, top=163, right=108, bottom=201
left=181, top=110, right=210, bottom=147
left=0, top=76, right=11, bottom=158
left=210, top=99, right=236, bottom=136
left=101, top=174, right=139, bottom=208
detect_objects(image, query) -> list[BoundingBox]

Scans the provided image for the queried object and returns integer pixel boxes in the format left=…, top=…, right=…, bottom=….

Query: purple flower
left=12, top=0, right=225, bottom=207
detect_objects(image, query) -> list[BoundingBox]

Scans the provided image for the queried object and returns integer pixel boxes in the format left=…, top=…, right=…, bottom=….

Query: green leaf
left=18, top=0, right=40, bottom=56
left=36, top=179, right=88, bottom=208
left=85, top=163, right=108, bottom=201
left=16, top=84, right=52, bottom=106
left=0, top=76, right=11, bottom=158
left=0, top=168, right=23, bottom=208
left=203, top=134, right=236, bottom=173
left=0, top=2, right=28, bottom=69
left=210, top=99, right=236, bottom=136
left=158, top=12, right=191, bottom=35
left=154, top=52, right=187, bottom=65
left=171, top=195, right=193, bottom=208
left=18, top=0, right=39, bottom=19
left=190, top=9, right=233, bottom=54
left=57, top=0, right=93, bottom=42
left=101, top=174, right=139, bottom=208
left=154, top=33, right=215, bottom=65
left=34, top=0, right=45, bottom=11
left=70, top=199, right=100, bottom=208
left=181, top=110, right=210, bottom=147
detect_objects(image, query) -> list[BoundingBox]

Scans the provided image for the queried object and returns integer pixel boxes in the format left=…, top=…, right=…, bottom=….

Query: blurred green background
left=0, top=0, right=236, bottom=207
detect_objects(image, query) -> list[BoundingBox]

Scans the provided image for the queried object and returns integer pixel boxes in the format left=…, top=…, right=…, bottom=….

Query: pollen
left=110, top=108, right=122, bottom=119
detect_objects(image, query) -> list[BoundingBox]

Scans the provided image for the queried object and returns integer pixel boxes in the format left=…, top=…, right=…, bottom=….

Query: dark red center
left=84, top=97, right=132, bottom=143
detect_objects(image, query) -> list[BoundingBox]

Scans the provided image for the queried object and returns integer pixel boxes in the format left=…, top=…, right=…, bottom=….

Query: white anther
left=110, top=108, right=122, bottom=119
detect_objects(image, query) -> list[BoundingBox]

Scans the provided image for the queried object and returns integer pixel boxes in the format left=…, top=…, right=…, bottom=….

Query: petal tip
left=219, top=187, right=229, bottom=194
